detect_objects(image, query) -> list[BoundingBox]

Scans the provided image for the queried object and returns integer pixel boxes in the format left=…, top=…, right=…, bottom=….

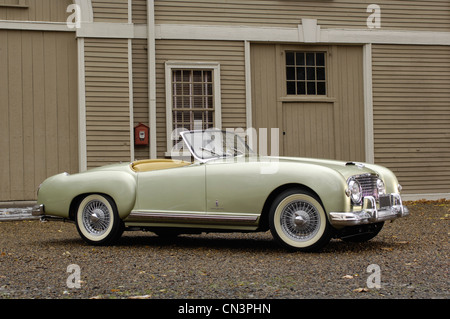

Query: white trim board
left=244, top=40, right=252, bottom=132
left=76, top=22, right=134, bottom=38
left=77, top=37, right=87, bottom=172
left=147, top=0, right=157, bottom=159
left=155, top=24, right=450, bottom=46
left=128, top=38, right=135, bottom=162
left=2, top=20, right=449, bottom=46
left=0, top=20, right=72, bottom=32
left=363, top=43, right=374, bottom=164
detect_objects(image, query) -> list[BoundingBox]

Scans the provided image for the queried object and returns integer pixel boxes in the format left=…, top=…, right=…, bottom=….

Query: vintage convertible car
left=33, top=129, right=409, bottom=251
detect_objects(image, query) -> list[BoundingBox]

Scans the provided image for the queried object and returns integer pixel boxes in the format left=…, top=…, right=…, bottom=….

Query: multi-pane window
left=165, top=62, right=221, bottom=156
left=172, top=69, right=214, bottom=133
left=286, top=52, right=326, bottom=96
left=169, top=69, right=216, bottom=151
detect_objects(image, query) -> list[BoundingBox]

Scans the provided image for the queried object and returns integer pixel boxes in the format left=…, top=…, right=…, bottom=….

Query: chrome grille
left=355, top=174, right=379, bottom=199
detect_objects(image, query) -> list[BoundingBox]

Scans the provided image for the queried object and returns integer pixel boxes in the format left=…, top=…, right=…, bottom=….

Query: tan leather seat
left=131, top=159, right=191, bottom=172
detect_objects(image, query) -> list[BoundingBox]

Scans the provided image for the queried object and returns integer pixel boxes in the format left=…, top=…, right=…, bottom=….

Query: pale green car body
left=37, top=157, right=398, bottom=227
left=34, top=130, right=409, bottom=251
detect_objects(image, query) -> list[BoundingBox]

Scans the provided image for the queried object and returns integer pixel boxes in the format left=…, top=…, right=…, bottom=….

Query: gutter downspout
left=148, top=0, right=157, bottom=159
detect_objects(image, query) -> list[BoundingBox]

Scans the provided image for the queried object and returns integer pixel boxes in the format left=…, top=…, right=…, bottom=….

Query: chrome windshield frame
left=180, top=129, right=254, bottom=163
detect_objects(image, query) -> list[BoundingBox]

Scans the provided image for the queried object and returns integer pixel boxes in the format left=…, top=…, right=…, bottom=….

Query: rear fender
left=38, top=171, right=137, bottom=219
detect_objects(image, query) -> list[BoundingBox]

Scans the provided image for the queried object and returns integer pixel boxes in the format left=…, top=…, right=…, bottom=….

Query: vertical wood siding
left=84, top=38, right=131, bottom=169
left=0, top=0, right=73, bottom=22
left=91, top=0, right=129, bottom=23
left=154, top=0, right=450, bottom=31
left=0, top=30, right=78, bottom=201
left=155, top=40, right=246, bottom=158
left=283, top=102, right=336, bottom=159
left=372, top=44, right=450, bottom=194
left=250, top=43, right=278, bottom=141
left=333, top=45, right=365, bottom=162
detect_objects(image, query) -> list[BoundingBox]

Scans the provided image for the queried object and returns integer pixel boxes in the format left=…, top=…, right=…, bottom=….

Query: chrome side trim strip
left=127, top=211, right=259, bottom=225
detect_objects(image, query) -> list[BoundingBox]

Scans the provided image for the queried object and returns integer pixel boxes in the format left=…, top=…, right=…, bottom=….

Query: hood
left=78, top=162, right=133, bottom=174
left=209, top=155, right=380, bottom=180
left=261, top=156, right=379, bottom=180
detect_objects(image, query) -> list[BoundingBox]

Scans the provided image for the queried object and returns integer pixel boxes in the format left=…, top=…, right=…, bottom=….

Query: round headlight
left=377, top=178, right=386, bottom=195
left=348, top=179, right=362, bottom=204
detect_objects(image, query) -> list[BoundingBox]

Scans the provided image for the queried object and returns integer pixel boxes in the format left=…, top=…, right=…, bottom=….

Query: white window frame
left=165, top=61, right=222, bottom=156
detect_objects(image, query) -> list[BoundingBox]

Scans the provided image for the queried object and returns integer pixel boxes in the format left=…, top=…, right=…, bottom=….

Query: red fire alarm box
left=134, top=123, right=149, bottom=146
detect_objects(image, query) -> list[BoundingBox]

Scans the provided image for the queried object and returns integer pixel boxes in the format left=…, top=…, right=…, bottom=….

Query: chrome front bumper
left=329, top=194, right=409, bottom=226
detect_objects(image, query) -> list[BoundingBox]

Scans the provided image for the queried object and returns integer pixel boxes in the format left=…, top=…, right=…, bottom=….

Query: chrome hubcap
left=294, top=211, right=309, bottom=226
left=82, top=200, right=111, bottom=236
left=281, top=200, right=320, bottom=241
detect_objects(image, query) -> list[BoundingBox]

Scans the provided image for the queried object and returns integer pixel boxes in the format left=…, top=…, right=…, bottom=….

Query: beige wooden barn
left=1, top=0, right=449, bottom=203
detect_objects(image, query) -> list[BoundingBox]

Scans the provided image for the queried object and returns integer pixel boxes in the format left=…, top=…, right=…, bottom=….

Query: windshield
left=180, top=130, right=255, bottom=162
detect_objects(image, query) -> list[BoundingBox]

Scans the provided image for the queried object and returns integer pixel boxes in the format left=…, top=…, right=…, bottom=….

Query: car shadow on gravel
left=115, top=233, right=284, bottom=253
left=36, top=232, right=410, bottom=254
left=322, top=240, right=411, bottom=254
left=36, top=233, right=284, bottom=252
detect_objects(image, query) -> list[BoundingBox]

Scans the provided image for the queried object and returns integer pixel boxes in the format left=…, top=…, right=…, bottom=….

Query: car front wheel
left=269, top=189, right=333, bottom=252
left=76, top=194, right=124, bottom=246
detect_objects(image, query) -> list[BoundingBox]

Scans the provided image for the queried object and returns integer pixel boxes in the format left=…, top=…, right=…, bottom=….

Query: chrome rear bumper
left=32, top=204, right=72, bottom=223
left=329, top=194, right=409, bottom=226
left=32, top=204, right=45, bottom=216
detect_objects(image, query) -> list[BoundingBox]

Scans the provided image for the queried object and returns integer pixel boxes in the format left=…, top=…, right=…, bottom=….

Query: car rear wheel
left=269, top=189, right=333, bottom=252
left=76, top=194, right=124, bottom=246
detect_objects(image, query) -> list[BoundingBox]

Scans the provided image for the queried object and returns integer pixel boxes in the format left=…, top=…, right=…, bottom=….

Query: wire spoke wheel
left=280, top=200, right=320, bottom=242
left=269, top=189, right=332, bottom=252
left=76, top=194, right=123, bottom=245
left=82, top=199, right=111, bottom=236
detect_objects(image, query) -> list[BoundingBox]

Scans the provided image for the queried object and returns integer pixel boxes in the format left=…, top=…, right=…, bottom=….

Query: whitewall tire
left=269, top=189, right=333, bottom=252
left=76, top=194, right=124, bottom=246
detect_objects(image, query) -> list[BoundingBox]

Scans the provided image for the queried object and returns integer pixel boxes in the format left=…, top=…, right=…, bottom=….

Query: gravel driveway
left=0, top=200, right=448, bottom=301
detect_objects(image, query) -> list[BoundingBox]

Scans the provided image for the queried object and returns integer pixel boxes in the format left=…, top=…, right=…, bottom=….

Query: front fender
left=274, top=163, right=350, bottom=215
left=37, top=171, right=137, bottom=219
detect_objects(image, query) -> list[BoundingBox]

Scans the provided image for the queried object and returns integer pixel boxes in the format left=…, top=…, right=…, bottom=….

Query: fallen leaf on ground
left=129, top=295, right=152, bottom=299
left=353, top=287, right=370, bottom=293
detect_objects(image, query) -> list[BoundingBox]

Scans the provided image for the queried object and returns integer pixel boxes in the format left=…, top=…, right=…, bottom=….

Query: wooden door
left=282, top=102, right=335, bottom=159
left=251, top=43, right=365, bottom=162
left=0, top=30, right=78, bottom=201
